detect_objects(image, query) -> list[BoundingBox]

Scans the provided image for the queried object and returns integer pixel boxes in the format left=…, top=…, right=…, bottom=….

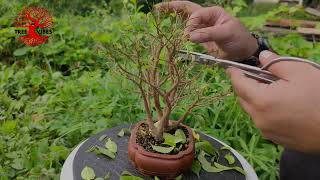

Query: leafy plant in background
left=0, top=0, right=319, bottom=180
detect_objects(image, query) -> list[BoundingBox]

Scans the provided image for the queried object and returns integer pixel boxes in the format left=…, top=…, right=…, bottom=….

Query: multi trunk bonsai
left=104, top=12, right=227, bottom=179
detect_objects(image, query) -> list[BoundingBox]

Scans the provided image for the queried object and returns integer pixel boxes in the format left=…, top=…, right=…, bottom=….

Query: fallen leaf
left=192, top=131, right=200, bottom=141
left=96, top=146, right=115, bottom=159
left=118, top=129, right=125, bottom=137
left=105, top=138, right=117, bottom=153
left=152, top=145, right=174, bottom=154
left=195, top=141, right=216, bottom=156
left=175, top=129, right=186, bottom=144
left=104, top=172, right=111, bottom=179
left=120, top=171, right=143, bottom=180
left=99, top=134, right=108, bottom=141
left=225, top=153, right=235, bottom=165
left=191, top=160, right=201, bottom=177
left=81, top=166, right=95, bottom=180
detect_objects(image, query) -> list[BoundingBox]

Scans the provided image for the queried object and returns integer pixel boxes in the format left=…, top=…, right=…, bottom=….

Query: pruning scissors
left=178, top=50, right=320, bottom=84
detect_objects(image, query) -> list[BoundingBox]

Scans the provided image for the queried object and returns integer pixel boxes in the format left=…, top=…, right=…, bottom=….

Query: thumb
left=226, top=67, right=267, bottom=103
left=259, top=50, right=301, bottom=79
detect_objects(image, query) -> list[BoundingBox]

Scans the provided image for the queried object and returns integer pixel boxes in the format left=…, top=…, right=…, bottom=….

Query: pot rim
left=130, top=120, right=195, bottom=160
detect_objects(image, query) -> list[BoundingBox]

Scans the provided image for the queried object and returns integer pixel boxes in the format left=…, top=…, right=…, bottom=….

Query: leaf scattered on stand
left=175, top=174, right=183, bottom=180
left=195, top=141, right=217, bottom=156
left=99, top=134, right=108, bottom=141
left=152, top=145, right=174, bottom=154
left=191, top=160, right=201, bottom=177
left=105, top=138, right=117, bottom=153
left=220, top=146, right=231, bottom=151
left=120, top=171, right=143, bottom=180
left=225, top=153, right=235, bottom=165
left=118, top=128, right=131, bottom=137
left=118, top=129, right=125, bottom=137
left=86, top=146, right=96, bottom=153
left=192, top=131, right=200, bottom=141
left=154, top=176, right=160, bottom=180
left=198, top=151, right=221, bottom=173
left=81, top=166, right=95, bottom=180
left=96, top=146, right=116, bottom=159
left=214, top=162, right=246, bottom=175
left=104, top=172, right=111, bottom=179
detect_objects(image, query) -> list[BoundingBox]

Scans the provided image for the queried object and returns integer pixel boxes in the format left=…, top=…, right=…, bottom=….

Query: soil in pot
left=136, top=123, right=189, bottom=154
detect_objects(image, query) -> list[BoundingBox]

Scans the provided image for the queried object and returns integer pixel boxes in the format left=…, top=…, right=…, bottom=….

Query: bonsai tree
left=103, top=12, right=228, bottom=141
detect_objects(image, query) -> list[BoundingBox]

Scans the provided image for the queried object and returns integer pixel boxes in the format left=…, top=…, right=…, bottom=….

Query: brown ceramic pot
left=128, top=121, right=195, bottom=179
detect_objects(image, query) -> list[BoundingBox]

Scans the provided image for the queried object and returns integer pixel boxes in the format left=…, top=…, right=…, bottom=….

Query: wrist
left=240, top=34, right=271, bottom=66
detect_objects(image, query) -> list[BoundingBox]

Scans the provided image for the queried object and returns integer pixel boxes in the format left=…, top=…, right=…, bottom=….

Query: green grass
left=1, top=1, right=320, bottom=180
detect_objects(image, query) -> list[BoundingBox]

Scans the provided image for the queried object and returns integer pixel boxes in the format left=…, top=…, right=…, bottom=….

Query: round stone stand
left=60, top=125, right=258, bottom=180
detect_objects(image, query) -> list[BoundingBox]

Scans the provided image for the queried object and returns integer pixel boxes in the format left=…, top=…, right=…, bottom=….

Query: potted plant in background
left=103, top=12, right=229, bottom=179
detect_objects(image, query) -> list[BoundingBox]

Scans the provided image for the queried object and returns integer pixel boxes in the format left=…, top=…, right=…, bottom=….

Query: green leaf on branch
left=152, top=145, right=174, bottom=154
left=81, top=166, right=95, bottom=180
left=105, top=138, right=117, bottom=153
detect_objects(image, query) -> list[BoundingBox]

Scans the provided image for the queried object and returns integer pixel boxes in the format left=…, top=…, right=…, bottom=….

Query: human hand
left=227, top=50, right=320, bottom=154
left=155, top=1, right=258, bottom=60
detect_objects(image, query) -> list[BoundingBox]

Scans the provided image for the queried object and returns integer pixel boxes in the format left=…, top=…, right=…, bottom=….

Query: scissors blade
left=177, top=50, right=218, bottom=65
left=178, top=50, right=280, bottom=83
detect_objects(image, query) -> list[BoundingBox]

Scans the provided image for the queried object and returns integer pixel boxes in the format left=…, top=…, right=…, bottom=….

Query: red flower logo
left=14, top=6, right=53, bottom=46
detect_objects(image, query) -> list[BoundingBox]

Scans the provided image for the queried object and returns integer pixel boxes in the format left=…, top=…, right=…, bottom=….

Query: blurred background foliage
left=0, top=0, right=319, bottom=180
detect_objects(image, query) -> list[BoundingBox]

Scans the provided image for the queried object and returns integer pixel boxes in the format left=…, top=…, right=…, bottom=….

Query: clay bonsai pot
left=128, top=121, right=195, bottom=179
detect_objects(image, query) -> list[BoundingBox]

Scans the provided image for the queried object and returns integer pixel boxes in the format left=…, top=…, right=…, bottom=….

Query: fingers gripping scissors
left=178, top=50, right=320, bottom=84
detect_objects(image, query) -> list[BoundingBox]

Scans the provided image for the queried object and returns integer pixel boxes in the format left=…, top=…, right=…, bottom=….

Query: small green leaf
left=214, top=162, right=246, bottom=175
left=163, top=133, right=177, bottom=147
left=192, top=131, right=200, bottom=141
left=175, top=174, right=183, bottom=180
left=175, top=129, right=186, bottom=144
left=198, top=151, right=221, bottom=173
left=86, top=146, right=96, bottom=153
left=105, top=138, right=117, bottom=153
left=99, top=134, right=108, bottom=141
left=81, top=166, right=95, bottom=180
left=195, top=141, right=216, bottom=156
left=225, top=153, right=235, bottom=165
left=118, top=128, right=131, bottom=137
left=104, top=172, right=111, bottom=179
left=154, top=176, right=160, bottom=180
left=220, top=146, right=231, bottom=151
left=120, top=171, right=143, bottom=180
left=118, top=129, right=125, bottom=137
left=13, top=46, right=31, bottom=56
left=121, top=171, right=133, bottom=176
left=96, top=146, right=115, bottom=159
left=191, top=160, right=201, bottom=177
left=152, top=145, right=174, bottom=154
left=95, top=178, right=104, bottom=180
